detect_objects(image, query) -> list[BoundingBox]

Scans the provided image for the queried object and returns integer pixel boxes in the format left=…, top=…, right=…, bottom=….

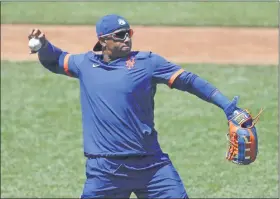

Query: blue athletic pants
left=81, top=153, right=188, bottom=198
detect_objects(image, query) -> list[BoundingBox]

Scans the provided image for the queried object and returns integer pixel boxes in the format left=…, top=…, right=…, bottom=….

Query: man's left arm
left=151, top=52, right=238, bottom=118
left=171, top=71, right=238, bottom=119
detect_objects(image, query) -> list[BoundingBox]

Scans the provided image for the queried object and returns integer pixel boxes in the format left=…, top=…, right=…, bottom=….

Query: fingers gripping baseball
left=28, top=28, right=47, bottom=54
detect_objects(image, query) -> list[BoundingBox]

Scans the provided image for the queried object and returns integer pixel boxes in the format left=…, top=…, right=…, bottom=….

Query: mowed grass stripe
left=1, top=2, right=278, bottom=27
left=1, top=61, right=278, bottom=198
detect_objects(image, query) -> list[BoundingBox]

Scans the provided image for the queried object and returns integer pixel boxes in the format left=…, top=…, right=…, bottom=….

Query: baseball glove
left=226, top=108, right=263, bottom=165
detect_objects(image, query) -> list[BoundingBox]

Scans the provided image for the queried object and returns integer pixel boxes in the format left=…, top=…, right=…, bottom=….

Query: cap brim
left=93, top=41, right=102, bottom=51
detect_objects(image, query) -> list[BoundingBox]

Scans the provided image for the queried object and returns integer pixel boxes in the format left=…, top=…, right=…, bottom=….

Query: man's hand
left=28, top=28, right=47, bottom=54
left=223, top=96, right=242, bottom=120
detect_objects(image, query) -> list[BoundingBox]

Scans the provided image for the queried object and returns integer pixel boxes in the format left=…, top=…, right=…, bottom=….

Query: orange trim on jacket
left=168, top=69, right=184, bottom=88
left=63, top=54, right=72, bottom=77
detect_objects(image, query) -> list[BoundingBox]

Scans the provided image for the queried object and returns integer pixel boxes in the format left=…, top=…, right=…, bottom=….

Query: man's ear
left=99, top=38, right=106, bottom=47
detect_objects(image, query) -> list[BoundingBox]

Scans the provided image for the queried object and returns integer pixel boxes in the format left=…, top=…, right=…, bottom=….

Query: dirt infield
left=1, top=24, right=278, bottom=65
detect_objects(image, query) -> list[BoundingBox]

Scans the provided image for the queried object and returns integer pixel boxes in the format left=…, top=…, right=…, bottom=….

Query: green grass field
left=1, top=61, right=278, bottom=198
left=1, top=2, right=278, bottom=27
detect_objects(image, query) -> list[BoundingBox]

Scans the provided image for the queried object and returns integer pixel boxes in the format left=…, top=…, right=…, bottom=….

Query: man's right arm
left=38, top=41, right=80, bottom=78
left=28, top=28, right=81, bottom=78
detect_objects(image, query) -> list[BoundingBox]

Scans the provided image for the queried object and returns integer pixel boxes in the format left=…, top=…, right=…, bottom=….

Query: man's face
left=100, top=29, right=133, bottom=58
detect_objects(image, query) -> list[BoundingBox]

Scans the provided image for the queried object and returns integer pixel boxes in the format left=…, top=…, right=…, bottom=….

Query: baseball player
left=28, top=14, right=261, bottom=198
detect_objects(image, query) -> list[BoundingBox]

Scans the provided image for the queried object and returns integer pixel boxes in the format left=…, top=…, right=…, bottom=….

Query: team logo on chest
left=125, top=57, right=135, bottom=69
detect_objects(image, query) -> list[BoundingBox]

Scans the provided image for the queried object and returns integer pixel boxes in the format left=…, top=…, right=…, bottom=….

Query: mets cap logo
left=118, top=18, right=126, bottom=25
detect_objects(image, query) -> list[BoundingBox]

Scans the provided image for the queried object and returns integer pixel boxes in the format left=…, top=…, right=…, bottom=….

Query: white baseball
left=28, top=38, right=42, bottom=51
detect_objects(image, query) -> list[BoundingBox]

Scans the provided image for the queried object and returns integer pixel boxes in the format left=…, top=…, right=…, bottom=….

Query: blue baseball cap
left=93, top=14, right=130, bottom=51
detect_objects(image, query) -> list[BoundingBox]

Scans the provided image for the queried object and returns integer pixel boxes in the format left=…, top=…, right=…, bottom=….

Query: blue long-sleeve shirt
left=38, top=41, right=231, bottom=157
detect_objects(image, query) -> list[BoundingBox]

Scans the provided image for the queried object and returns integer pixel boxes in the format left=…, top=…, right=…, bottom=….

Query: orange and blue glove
left=224, top=96, right=263, bottom=165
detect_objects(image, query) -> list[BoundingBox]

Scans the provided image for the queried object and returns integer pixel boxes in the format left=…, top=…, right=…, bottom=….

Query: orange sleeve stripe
left=168, top=69, right=185, bottom=88
left=63, top=54, right=72, bottom=77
